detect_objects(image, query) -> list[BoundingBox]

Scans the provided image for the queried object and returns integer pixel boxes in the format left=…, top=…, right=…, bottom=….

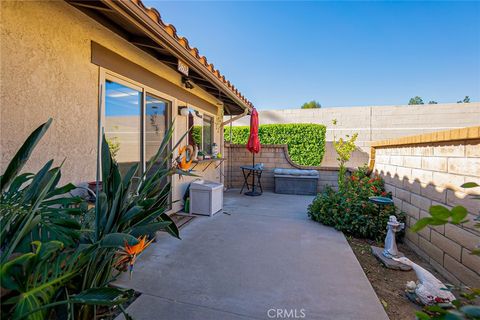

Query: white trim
left=99, top=68, right=106, bottom=131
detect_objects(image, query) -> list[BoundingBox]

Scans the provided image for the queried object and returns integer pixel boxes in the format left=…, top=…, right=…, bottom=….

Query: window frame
left=185, top=106, right=216, bottom=155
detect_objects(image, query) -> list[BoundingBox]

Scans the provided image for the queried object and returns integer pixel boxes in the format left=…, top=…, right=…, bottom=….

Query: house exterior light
left=178, top=106, right=190, bottom=116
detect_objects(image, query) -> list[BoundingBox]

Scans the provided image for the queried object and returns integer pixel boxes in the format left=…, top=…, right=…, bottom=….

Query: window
left=186, top=109, right=215, bottom=155
left=104, top=77, right=170, bottom=178
left=187, top=108, right=202, bottom=148
left=203, top=115, right=213, bottom=155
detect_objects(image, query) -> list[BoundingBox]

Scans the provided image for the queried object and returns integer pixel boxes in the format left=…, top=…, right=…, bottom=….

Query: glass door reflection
left=105, top=80, right=141, bottom=180
left=145, top=94, right=169, bottom=177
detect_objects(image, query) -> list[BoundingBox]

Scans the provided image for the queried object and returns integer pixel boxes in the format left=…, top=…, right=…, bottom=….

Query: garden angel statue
left=383, top=215, right=404, bottom=258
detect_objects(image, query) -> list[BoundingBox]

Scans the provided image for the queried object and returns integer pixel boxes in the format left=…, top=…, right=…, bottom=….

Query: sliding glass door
left=104, top=77, right=170, bottom=181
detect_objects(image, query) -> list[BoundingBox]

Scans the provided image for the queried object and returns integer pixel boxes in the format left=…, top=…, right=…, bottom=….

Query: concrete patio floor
left=115, top=191, right=388, bottom=320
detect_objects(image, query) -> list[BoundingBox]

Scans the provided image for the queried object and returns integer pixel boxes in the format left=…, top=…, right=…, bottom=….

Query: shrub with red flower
left=308, top=166, right=406, bottom=241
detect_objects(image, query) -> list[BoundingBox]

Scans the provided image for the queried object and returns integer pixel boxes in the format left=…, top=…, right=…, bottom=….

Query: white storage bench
left=273, top=168, right=319, bottom=195
left=189, top=180, right=223, bottom=216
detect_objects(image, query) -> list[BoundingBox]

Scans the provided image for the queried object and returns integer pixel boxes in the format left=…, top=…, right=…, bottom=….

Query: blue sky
left=143, top=1, right=480, bottom=109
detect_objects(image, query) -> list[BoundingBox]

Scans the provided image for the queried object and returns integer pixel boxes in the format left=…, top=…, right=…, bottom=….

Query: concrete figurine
left=393, top=257, right=456, bottom=305
left=371, top=215, right=412, bottom=270
left=383, top=215, right=404, bottom=258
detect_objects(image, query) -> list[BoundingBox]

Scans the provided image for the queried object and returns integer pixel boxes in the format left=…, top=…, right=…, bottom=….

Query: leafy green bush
left=225, top=124, right=326, bottom=166
left=308, top=167, right=405, bottom=241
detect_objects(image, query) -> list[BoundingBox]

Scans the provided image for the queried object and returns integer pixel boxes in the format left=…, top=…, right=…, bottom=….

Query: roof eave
left=101, top=0, right=252, bottom=114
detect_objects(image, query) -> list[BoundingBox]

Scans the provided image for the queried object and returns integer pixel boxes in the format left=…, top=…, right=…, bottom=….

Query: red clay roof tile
left=129, top=0, right=253, bottom=109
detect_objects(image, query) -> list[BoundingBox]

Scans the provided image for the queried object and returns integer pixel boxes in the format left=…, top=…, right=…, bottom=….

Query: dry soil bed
left=348, top=237, right=452, bottom=320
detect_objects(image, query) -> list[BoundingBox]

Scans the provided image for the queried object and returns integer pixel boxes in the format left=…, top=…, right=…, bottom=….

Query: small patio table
left=240, top=165, right=263, bottom=196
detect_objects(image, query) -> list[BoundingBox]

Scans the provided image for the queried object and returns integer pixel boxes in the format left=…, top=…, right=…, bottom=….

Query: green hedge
left=192, top=125, right=201, bottom=146
left=224, top=124, right=326, bottom=166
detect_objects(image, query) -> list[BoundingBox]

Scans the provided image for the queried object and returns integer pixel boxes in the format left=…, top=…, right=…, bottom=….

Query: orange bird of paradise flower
left=115, top=235, right=154, bottom=278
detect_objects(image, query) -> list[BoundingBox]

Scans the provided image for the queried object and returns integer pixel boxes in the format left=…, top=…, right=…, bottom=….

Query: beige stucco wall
left=1, top=0, right=222, bottom=211
left=227, top=103, right=480, bottom=168
left=373, top=131, right=480, bottom=287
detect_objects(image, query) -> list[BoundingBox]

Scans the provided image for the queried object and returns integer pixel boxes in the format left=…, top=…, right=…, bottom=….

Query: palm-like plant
left=0, top=119, right=85, bottom=261
left=0, top=119, right=92, bottom=319
left=76, top=126, right=188, bottom=316
left=1, top=241, right=86, bottom=320
left=1, top=118, right=187, bottom=319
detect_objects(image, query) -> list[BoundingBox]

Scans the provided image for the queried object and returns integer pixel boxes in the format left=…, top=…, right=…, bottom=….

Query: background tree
left=457, top=96, right=470, bottom=103
left=300, top=100, right=321, bottom=109
left=408, top=96, right=424, bottom=105
left=428, top=101, right=438, bottom=104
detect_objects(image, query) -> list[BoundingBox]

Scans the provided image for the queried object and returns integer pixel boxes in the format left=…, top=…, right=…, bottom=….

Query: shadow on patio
left=115, top=191, right=388, bottom=320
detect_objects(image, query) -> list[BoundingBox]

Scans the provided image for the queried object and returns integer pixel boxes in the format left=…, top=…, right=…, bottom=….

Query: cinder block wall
left=373, top=128, right=480, bottom=287
left=224, top=144, right=338, bottom=192
left=226, top=103, right=480, bottom=168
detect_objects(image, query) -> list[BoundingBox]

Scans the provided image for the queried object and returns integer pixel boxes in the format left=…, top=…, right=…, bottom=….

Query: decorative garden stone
left=393, top=257, right=456, bottom=305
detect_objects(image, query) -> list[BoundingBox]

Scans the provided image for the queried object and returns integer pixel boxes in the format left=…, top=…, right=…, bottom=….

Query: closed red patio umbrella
left=245, top=108, right=261, bottom=196
left=246, top=108, right=261, bottom=155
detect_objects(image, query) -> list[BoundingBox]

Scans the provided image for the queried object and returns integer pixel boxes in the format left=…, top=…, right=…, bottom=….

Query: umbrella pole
left=244, top=152, right=261, bottom=196
left=252, top=153, right=255, bottom=192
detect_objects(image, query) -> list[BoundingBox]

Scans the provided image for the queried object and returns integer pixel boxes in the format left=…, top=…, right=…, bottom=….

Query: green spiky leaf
left=129, top=221, right=171, bottom=237
left=415, top=311, right=430, bottom=320
left=70, top=288, right=134, bottom=306
left=0, top=119, right=52, bottom=192
left=99, top=233, right=139, bottom=248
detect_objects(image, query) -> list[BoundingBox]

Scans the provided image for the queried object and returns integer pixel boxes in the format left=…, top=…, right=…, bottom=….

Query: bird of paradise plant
left=115, top=235, right=154, bottom=278
left=1, top=118, right=190, bottom=319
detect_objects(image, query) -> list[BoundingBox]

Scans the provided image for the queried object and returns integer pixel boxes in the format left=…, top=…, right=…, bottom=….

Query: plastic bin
left=189, top=180, right=223, bottom=216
